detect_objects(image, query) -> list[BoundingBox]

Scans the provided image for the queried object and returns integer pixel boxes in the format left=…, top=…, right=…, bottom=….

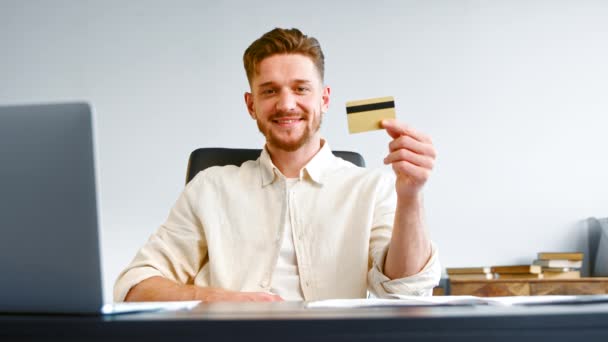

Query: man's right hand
left=195, top=287, right=283, bottom=302
left=125, top=276, right=284, bottom=302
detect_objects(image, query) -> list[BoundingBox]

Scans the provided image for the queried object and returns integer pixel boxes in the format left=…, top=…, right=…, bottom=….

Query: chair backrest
left=185, top=148, right=365, bottom=184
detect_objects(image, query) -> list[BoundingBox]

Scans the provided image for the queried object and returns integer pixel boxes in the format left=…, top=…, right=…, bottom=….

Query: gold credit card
left=346, top=96, right=395, bottom=134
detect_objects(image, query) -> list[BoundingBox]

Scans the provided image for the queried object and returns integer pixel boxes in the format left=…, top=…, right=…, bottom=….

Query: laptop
left=0, top=102, right=198, bottom=315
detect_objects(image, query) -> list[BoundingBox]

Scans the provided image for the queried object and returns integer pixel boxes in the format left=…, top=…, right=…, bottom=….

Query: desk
left=2, top=301, right=608, bottom=341
left=450, top=277, right=608, bottom=296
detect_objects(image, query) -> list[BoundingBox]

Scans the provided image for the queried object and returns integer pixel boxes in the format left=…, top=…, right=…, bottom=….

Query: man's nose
left=276, top=90, right=297, bottom=113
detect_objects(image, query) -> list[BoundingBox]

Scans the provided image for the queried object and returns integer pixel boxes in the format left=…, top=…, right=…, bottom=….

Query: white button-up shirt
left=114, top=141, right=441, bottom=302
left=270, top=178, right=306, bottom=300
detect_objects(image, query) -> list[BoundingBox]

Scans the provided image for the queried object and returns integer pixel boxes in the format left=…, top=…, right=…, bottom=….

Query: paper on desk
left=483, top=294, right=608, bottom=306
left=307, top=294, right=608, bottom=308
left=307, top=296, right=488, bottom=308
left=102, top=300, right=201, bottom=315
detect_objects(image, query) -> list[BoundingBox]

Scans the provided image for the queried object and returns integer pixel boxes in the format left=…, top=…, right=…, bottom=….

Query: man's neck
left=266, top=137, right=323, bottom=178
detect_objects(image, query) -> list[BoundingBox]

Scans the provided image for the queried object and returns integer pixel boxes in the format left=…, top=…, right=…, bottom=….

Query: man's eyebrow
left=256, top=79, right=313, bottom=88
left=257, top=81, right=275, bottom=88
left=293, top=79, right=313, bottom=84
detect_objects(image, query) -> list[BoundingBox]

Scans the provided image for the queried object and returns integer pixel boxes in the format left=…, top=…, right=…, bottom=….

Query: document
left=483, top=294, right=608, bottom=306
left=307, top=296, right=486, bottom=308
left=102, top=300, right=201, bottom=315
left=306, top=294, right=608, bottom=309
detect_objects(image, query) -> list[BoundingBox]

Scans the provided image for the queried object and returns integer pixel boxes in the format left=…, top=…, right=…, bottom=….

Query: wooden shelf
left=449, top=277, right=608, bottom=297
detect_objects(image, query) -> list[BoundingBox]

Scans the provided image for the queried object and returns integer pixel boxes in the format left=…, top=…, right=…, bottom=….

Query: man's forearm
left=124, top=276, right=284, bottom=302
left=383, top=195, right=432, bottom=279
left=124, top=276, right=200, bottom=302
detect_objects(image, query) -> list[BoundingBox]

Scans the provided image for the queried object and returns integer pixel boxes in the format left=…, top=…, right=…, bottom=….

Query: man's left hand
left=381, top=119, right=436, bottom=201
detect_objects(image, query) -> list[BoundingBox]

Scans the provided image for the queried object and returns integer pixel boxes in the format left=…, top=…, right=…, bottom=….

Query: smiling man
left=114, top=28, right=441, bottom=302
left=245, top=53, right=329, bottom=178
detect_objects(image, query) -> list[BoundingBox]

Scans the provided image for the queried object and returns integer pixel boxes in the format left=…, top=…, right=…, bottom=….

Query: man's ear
left=321, top=86, right=331, bottom=113
left=244, top=92, right=256, bottom=119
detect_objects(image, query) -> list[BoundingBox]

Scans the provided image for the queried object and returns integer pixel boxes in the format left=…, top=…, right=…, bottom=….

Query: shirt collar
left=302, top=140, right=333, bottom=185
left=259, top=147, right=278, bottom=187
left=258, top=140, right=334, bottom=187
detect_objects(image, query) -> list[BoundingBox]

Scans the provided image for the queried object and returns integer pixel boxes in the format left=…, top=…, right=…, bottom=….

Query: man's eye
left=262, top=89, right=275, bottom=95
left=297, top=87, right=309, bottom=93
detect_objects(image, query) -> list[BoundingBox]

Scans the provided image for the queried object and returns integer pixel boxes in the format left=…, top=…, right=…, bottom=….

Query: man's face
left=245, top=54, right=330, bottom=152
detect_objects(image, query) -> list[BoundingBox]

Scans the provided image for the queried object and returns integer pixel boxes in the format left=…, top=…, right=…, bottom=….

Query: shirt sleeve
left=368, top=242, right=441, bottom=297
left=113, top=176, right=207, bottom=302
left=366, top=171, right=441, bottom=297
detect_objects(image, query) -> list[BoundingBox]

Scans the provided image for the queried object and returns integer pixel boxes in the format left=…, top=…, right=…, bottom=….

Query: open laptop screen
left=0, top=102, right=103, bottom=314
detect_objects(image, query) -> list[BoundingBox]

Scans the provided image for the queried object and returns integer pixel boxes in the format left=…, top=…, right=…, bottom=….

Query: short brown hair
left=243, top=28, right=325, bottom=85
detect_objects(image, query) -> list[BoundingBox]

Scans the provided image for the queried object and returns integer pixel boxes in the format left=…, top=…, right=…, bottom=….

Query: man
left=114, top=28, right=440, bottom=302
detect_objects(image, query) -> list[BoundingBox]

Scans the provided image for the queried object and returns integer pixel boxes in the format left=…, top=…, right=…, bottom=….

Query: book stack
left=491, top=265, right=543, bottom=279
left=446, top=267, right=494, bottom=280
left=533, top=252, right=583, bottom=279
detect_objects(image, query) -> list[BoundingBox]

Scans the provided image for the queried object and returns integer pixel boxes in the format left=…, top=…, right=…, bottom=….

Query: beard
left=256, top=110, right=323, bottom=152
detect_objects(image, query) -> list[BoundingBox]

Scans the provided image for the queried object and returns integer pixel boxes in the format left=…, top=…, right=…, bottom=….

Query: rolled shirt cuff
left=113, top=266, right=164, bottom=302
left=368, top=241, right=441, bottom=297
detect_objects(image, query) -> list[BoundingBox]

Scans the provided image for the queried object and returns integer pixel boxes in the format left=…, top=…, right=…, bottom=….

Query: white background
left=1, top=0, right=607, bottom=302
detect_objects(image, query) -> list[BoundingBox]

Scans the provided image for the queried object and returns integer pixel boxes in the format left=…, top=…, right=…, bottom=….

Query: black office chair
left=185, top=148, right=365, bottom=184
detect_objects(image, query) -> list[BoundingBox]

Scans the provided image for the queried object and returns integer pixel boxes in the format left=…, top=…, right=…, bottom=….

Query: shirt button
left=305, top=281, right=310, bottom=287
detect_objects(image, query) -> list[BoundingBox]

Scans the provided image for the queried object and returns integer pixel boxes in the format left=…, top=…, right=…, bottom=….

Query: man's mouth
left=272, top=117, right=304, bottom=127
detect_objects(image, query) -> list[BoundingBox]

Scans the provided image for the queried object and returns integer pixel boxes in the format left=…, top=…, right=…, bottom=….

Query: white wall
left=1, top=0, right=607, bottom=302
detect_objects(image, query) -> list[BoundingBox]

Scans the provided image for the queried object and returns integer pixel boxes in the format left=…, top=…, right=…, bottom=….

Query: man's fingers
left=384, top=148, right=434, bottom=170
left=381, top=119, right=436, bottom=194
left=391, top=161, right=431, bottom=183
left=233, top=292, right=283, bottom=302
left=381, top=119, right=432, bottom=144
left=254, top=292, right=284, bottom=302
left=200, top=288, right=285, bottom=303
left=382, top=121, right=404, bottom=139
left=388, top=135, right=437, bottom=159
left=263, top=293, right=284, bottom=302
